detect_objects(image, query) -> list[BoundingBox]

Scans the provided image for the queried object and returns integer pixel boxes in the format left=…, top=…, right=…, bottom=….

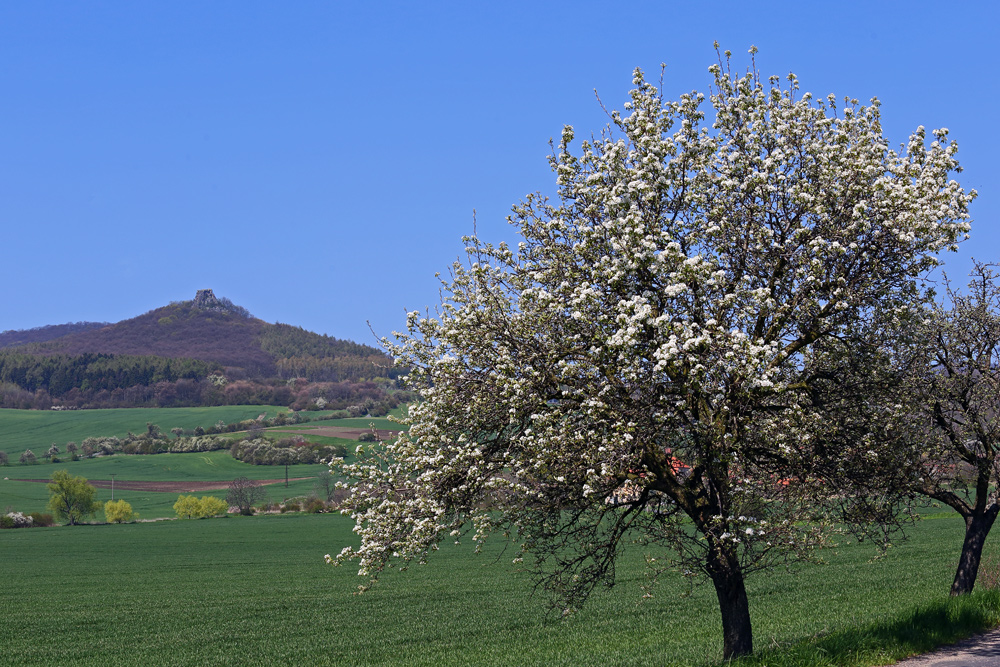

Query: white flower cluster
left=4, top=512, right=33, bottom=528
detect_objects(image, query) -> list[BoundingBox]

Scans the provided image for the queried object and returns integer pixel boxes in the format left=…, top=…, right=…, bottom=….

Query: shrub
left=19, top=449, right=36, bottom=465
left=28, top=512, right=54, bottom=527
left=105, top=499, right=135, bottom=523
left=173, top=495, right=201, bottom=519
left=281, top=501, right=301, bottom=513
left=3, top=512, right=34, bottom=528
left=304, top=497, right=325, bottom=514
left=0, top=451, right=8, bottom=466
left=198, top=496, right=228, bottom=517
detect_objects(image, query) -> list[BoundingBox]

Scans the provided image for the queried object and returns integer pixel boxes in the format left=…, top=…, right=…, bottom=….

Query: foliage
left=304, top=497, right=326, bottom=513
left=104, top=499, right=135, bottom=523
left=901, top=262, right=1000, bottom=595
left=2, top=511, right=33, bottom=528
left=46, top=469, right=100, bottom=525
left=229, top=438, right=344, bottom=466
left=335, top=52, right=973, bottom=659
left=28, top=512, right=54, bottom=527
left=175, top=494, right=228, bottom=519
left=198, top=495, right=229, bottom=517
left=226, top=477, right=265, bottom=515
left=19, top=449, right=36, bottom=465
left=0, top=450, right=7, bottom=466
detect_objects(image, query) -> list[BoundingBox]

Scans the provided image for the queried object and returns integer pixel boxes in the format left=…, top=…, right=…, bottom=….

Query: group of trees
left=331, top=50, right=987, bottom=659
left=0, top=365, right=409, bottom=412
left=229, top=437, right=345, bottom=466
left=0, top=351, right=219, bottom=397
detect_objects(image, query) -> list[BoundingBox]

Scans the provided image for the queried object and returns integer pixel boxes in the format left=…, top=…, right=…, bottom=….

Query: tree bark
left=951, top=506, right=999, bottom=596
left=708, top=551, right=753, bottom=659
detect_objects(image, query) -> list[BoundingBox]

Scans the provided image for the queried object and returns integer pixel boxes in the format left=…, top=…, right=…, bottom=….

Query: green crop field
left=0, top=449, right=330, bottom=518
left=0, top=406, right=299, bottom=456
left=2, top=510, right=1000, bottom=665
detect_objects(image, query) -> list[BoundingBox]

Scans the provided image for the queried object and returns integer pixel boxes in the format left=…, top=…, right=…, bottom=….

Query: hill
left=0, top=322, right=111, bottom=348
left=0, top=290, right=409, bottom=411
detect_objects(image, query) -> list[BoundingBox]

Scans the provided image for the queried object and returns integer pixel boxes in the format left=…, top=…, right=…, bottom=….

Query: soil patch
left=275, top=426, right=402, bottom=440
left=11, top=478, right=312, bottom=493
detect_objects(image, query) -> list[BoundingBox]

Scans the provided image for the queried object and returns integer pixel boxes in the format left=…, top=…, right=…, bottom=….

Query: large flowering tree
left=331, top=50, right=973, bottom=659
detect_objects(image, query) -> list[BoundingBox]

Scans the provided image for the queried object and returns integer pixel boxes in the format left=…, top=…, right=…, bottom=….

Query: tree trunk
left=708, top=551, right=753, bottom=659
left=951, top=507, right=999, bottom=596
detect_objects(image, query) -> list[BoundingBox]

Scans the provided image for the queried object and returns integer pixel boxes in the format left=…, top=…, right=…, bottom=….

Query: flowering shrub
left=2, top=512, right=34, bottom=528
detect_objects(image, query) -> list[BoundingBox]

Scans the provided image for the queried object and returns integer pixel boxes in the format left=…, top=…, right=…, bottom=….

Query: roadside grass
left=0, top=405, right=298, bottom=457
left=1, top=510, right=998, bottom=665
left=732, top=591, right=1000, bottom=666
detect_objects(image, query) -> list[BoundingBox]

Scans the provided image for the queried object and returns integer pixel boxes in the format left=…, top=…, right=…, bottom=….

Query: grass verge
left=733, top=591, right=1000, bottom=666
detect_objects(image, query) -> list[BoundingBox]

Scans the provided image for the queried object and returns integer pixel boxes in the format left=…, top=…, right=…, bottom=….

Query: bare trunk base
left=710, top=560, right=753, bottom=659
left=952, top=507, right=999, bottom=596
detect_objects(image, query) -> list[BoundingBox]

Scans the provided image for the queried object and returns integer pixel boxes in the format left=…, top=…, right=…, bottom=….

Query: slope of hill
left=0, top=322, right=111, bottom=349
left=0, top=290, right=408, bottom=411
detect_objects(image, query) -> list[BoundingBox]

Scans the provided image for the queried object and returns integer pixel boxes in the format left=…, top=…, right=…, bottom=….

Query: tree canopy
left=331, top=50, right=974, bottom=659
left=47, top=469, right=100, bottom=526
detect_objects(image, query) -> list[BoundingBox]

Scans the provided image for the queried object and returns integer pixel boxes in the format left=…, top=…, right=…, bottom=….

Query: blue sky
left=2, top=2, right=997, bottom=346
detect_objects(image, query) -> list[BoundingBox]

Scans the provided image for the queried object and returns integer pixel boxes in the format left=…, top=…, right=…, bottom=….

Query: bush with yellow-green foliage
left=198, top=496, right=228, bottom=517
left=173, top=495, right=201, bottom=519
left=174, top=494, right=229, bottom=519
left=104, top=499, right=136, bottom=523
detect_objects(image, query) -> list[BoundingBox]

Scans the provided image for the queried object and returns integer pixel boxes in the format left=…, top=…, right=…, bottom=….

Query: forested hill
left=0, top=290, right=407, bottom=411
left=0, top=322, right=110, bottom=348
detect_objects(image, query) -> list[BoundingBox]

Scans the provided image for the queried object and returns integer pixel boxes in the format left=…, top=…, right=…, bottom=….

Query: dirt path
left=10, top=478, right=313, bottom=493
left=888, top=626, right=1000, bottom=665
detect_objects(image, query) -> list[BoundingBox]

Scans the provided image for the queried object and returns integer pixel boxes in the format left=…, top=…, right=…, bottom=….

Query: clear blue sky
left=2, top=1, right=997, bottom=345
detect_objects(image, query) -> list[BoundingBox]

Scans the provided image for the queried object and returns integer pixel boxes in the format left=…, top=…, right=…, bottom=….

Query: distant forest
left=0, top=293, right=412, bottom=411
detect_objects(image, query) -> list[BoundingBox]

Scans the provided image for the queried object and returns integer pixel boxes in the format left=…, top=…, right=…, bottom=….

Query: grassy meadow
left=2, top=510, right=999, bottom=666
left=3, top=405, right=1000, bottom=664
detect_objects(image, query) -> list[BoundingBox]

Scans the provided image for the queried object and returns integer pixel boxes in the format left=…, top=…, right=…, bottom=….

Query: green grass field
left=1, top=511, right=998, bottom=666
left=0, top=405, right=298, bottom=457
left=3, top=405, right=1000, bottom=664
left=0, top=449, right=330, bottom=517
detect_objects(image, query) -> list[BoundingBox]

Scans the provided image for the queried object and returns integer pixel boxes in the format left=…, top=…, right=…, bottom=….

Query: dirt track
left=11, top=478, right=313, bottom=493
left=275, top=426, right=401, bottom=439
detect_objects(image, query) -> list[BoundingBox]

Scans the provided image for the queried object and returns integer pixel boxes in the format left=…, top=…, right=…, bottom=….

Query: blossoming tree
left=331, top=49, right=974, bottom=658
